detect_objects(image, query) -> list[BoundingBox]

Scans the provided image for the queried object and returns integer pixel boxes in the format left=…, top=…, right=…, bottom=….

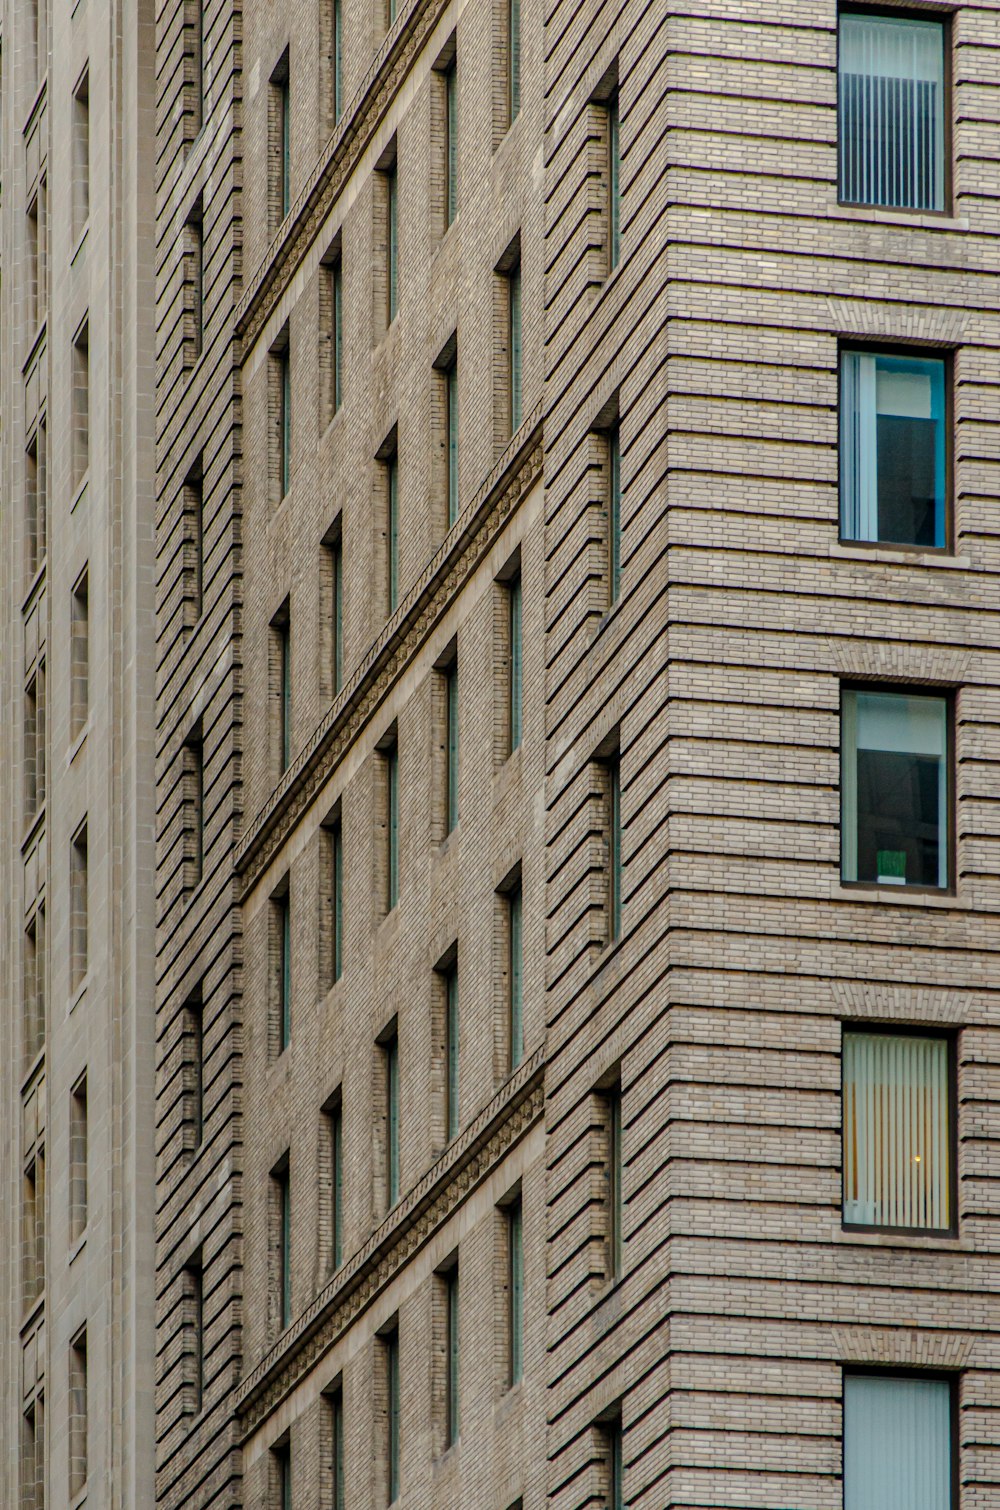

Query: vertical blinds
left=843, top=1031, right=951, bottom=1230
left=839, top=14, right=945, bottom=211
left=844, top=1373, right=952, bottom=1510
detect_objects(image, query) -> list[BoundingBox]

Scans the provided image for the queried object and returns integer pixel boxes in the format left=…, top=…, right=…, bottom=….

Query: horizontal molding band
left=235, top=404, right=544, bottom=893
left=234, top=1044, right=545, bottom=1435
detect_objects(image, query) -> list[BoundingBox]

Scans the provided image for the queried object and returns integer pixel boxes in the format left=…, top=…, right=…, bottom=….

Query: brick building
left=3, top=0, right=1000, bottom=1505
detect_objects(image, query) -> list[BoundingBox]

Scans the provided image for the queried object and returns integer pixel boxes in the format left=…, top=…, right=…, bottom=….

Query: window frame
left=842, top=1366, right=959, bottom=1510
left=840, top=682, right=955, bottom=895
left=837, top=5, right=953, bottom=217
left=837, top=340, right=953, bottom=554
left=841, top=1023, right=957, bottom=1238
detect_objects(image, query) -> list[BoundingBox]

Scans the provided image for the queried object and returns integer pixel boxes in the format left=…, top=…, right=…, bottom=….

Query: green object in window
left=877, top=849, right=906, bottom=883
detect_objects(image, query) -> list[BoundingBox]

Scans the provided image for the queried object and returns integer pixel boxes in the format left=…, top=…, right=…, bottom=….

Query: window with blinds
left=844, top=1372, right=954, bottom=1510
left=843, top=1030, right=952, bottom=1232
left=841, top=687, right=949, bottom=890
left=839, top=12, right=946, bottom=212
left=840, top=348, right=947, bottom=549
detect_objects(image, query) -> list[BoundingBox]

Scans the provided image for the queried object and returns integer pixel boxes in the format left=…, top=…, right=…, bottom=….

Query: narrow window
left=185, top=722, right=204, bottom=890
left=608, top=753, right=622, bottom=943
left=273, top=1159, right=292, bottom=1331
left=385, top=161, right=399, bottom=324
left=444, top=962, right=459, bottom=1141
left=327, top=1386, right=345, bottom=1510
left=383, top=447, right=400, bottom=615
left=444, top=659, right=459, bottom=835
left=327, top=1095, right=344, bottom=1268
left=322, top=519, right=344, bottom=698
left=25, top=420, right=47, bottom=581
left=21, top=1394, right=44, bottom=1510
left=841, top=688, right=950, bottom=890
left=271, top=56, right=292, bottom=223
left=27, top=191, right=41, bottom=332
left=184, top=457, right=205, bottom=626
left=72, top=322, right=90, bottom=490
left=68, top=1329, right=88, bottom=1498
left=384, top=739, right=400, bottom=911
left=72, top=71, right=90, bottom=241
left=844, top=1372, right=954, bottom=1510
left=840, top=348, right=947, bottom=549
left=22, top=1152, right=44, bottom=1309
left=599, top=1411, right=625, bottom=1510
left=187, top=197, right=204, bottom=360
left=839, top=13, right=947, bottom=213
left=508, top=260, right=523, bottom=434
left=445, top=1264, right=460, bottom=1446
left=445, top=60, right=457, bottom=228
left=186, top=1250, right=204, bottom=1415
left=602, top=1081, right=624, bottom=1279
left=273, top=888, right=291, bottom=1054
left=506, top=1197, right=523, bottom=1387
left=324, top=252, right=344, bottom=421
left=508, top=0, right=520, bottom=125
left=508, top=573, right=522, bottom=754
left=70, top=568, right=89, bottom=742
left=508, top=880, right=523, bottom=1070
left=327, top=815, right=344, bottom=985
left=383, top=1325, right=401, bottom=1503
left=271, top=602, right=291, bottom=773
left=185, top=986, right=204, bottom=1152
left=24, top=909, right=45, bottom=1065
left=70, top=820, right=88, bottom=993
left=185, top=0, right=204, bottom=140
left=278, top=344, right=292, bottom=499
left=607, top=91, right=621, bottom=270
left=69, top=1074, right=88, bottom=1243
left=446, top=356, right=459, bottom=526
left=24, top=669, right=45, bottom=820
left=332, top=0, right=344, bottom=124
left=843, top=1030, right=953, bottom=1233
left=272, top=1438, right=292, bottom=1510
left=608, top=423, right=621, bottom=603
left=384, top=1030, right=400, bottom=1206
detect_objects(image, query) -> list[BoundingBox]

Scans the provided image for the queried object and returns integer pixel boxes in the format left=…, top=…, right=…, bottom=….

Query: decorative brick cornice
left=234, top=1045, right=545, bottom=1435
left=235, top=406, right=543, bottom=892
left=235, top=0, right=449, bottom=351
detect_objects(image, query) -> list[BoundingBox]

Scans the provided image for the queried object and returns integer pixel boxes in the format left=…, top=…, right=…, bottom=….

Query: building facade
left=3, top=0, right=1000, bottom=1505
left=0, top=0, right=158, bottom=1505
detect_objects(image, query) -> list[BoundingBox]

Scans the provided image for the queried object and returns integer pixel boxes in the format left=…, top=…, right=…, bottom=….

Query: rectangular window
left=508, top=573, right=522, bottom=754
left=446, top=357, right=459, bottom=527
left=24, top=909, right=46, bottom=1066
left=508, top=881, right=523, bottom=1070
left=275, top=69, right=291, bottom=222
left=445, top=661, right=459, bottom=834
left=278, top=344, right=291, bottom=499
left=840, top=348, right=947, bottom=548
left=603, top=1081, right=623, bottom=1279
left=322, top=520, right=345, bottom=698
left=24, top=664, right=45, bottom=820
left=186, top=1251, right=204, bottom=1414
left=68, top=1329, right=88, bottom=1498
left=843, top=1030, right=952, bottom=1232
left=274, top=1159, right=291, bottom=1331
left=608, top=423, right=621, bottom=603
left=185, top=458, right=205, bottom=626
left=72, top=323, right=90, bottom=490
left=327, top=1386, right=345, bottom=1510
left=273, top=1439, right=292, bottom=1510
left=608, top=755, right=622, bottom=942
left=508, top=0, right=520, bottom=125
left=70, top=1074, right=88, bottom=1243
left=841, top=688, right=949, bottom=889
left=384, top=1031, right=400, bottom=1206
left=22, top=1151, right=44, bottom=1309
left=330, top=256, right=344, bottom=418
left=185, top=0, right=204, bottom=140
left=272, top=605, right=291, bottom=773
left=21, top=1394, right=44, bottom=1510
left=330, top=817, right=344, bottom=984
left=71, top=568, right=89, bottom=742
left=444, top=963, right=459, bottom=1141
left=187, top=199, right=204, bottom=360
left=70, top=820, right=88, bottom=992
left=839, top=12, right=946, bottom=213
left=844, top=1372, right=954, bottom=1510
left=185, top=723, right=204, bottom=891
left=386, top=163, right=398, bottom=324
left=507, top=1197, right=523, bottom=1387
left=445, top=1265, right=460, bottom=1446
left=72, top=71, right=90, bottom=241
left=445, top=61, right=457, bottom=228
left=508, top=262, right=523, bottom=435
left=599, top=1412, right=625, bottom=1510
left=607, top=91, right=621, bottom=270
left=328, top=1096, right=344, bottom=1269
left=386, top=741, right=399, bottom=910
left=386, top=451, right=399, bottom=614
left=185, top=986, right=204, bottom=1152
left=332, top=0, right=344, bottom=124
left=274, top=890, right=291, bottom=1054
left=384, top=1326, right=401, bottom=1503
left=26, top=419, right=47, bottom=581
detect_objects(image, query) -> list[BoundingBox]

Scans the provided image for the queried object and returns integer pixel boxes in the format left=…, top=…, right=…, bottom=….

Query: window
left=70, top=1074, right=88, bottom=1243
left=843, top=1030, right=953, bottom=1232
left=607, top=91, right=621, bottom=270
left=384, top=159, right=399, bottom=325
left=72, top=71, right=90, bottom=241
left=326, top=1385, right=345, bottom=1510
left=325, top=1093, right=344, bottom=1269
left=322, top=249, right=344, bottom=424
left=276, top=341, right=292, bottom=500
left=271, top=602, right=291, bottom=773
left=383, top=1325, right=401, bottom=1503
left=70, top=820, right=88, bottom=992
left=608, top=422, right=622, bottom=603
left=608, top=753, right=622, bottom=942
left=508, top=880, right=523, bottom=1070
left=69, top=1328, right=88, bottom=1498
left=72, top=322, right=90, bottom=490
left=271, top=55, right=291, bottom=224
left=844, top=1372, right=954, bottom=1510
left=185, top=723, right=204, bottom=890
left=840, top=348, right=947, bottom=548
left=444, top=1264, right=460, bottom=1447
left=273, top=1158, right=291, bottom=1331
left=504, top=573, right=522, bottom=755
left=24, top=909, right=46, bottom=1066
left=383, top=445, right=400, bottom=615
left=184, top=457, right=205, bottom=626
left=71, top=568, right=89, bottom=742
left=273, top=888, right=291, bottom=1054
left=331, top=0, right=344, bottom=125
left=187, top=198, right=204, bottom=360
left=838, top=12, right=946, bottom=213
left=506, top=1196, right=523, bottom=1387
left=24, top=664, right=45, bottom=819
left=444, top=58, right=457, bottom=228
left=325, top=813, right=344, bottom=986
left=26, top=179, right=48, bottom=333
left=383, top=1029, right=400, bottom=1207
left=22, top=1150, right=45, bottom=1309
left=444, top=962, right=459, bottom=1141
left=272, top=1438, right=292, bottom=1510
left=185, top=986, right=204, bottom=1153
left=322, top=519, right=344, bottom=698
left=600, top=1079, right=624, bottom=1279
left=508, top=260, right=522, bottom=434
left=25, top=419, right=47, bottom=581
left=507, top=0, right=520, bottom=125
left=185, top=0, right=204, bottom=141
left=841, top=688, right=950, bottom=890
left=21, top=1393, right=44, bottom=1510
left=185, top=1250, right=204, bottom=1414
left=598, top=1411, right=625, bottom=1510
left=446, top=355, right=459, bottom=526
left=444, top=660, right=459, bottom=834
left=384, top=739, right=400, bottom=911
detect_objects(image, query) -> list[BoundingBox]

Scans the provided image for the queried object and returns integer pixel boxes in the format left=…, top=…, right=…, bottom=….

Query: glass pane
left=842, top=690, right=947, bottom=888
left=843, top=1032, right=950, bottom=1230
left=844, top=1374, right=951, bottom=1510
left=839, top=15, right=945, bottom=211
left=841, top=351, right=945, bottom=546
